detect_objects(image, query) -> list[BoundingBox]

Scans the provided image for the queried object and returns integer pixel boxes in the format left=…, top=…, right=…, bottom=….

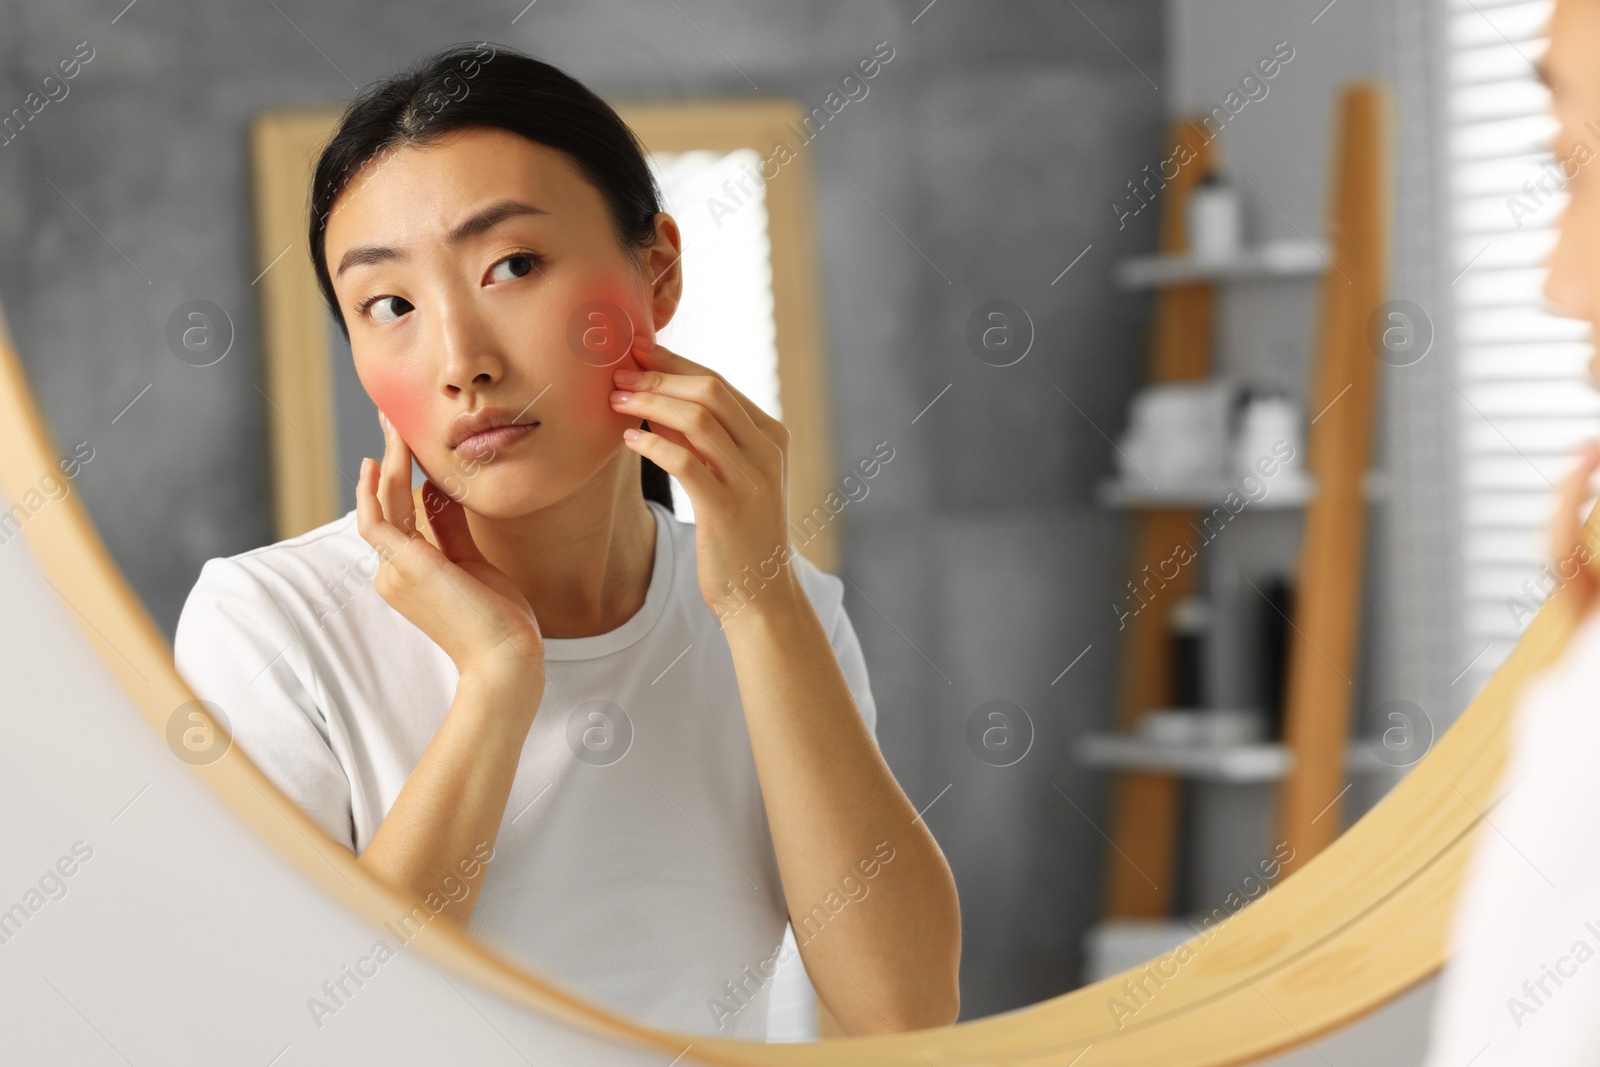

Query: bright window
left=648, top=148, right=784, bottom=523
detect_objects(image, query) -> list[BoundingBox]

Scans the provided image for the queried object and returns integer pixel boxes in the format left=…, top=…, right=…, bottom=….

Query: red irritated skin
left=325, top=126, right=663, bottom=521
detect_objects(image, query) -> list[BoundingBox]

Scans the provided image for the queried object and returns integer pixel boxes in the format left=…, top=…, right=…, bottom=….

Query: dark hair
left=306, top=41, right=674, bottom=511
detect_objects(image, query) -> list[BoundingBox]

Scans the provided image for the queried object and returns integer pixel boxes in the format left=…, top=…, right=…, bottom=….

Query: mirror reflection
left=8, top=0, right=1584, bottom=1055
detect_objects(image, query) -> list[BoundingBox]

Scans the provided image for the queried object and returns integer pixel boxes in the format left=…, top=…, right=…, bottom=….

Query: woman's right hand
left=356, top=410, right=545, bottom=689
left=1552, top=438, right=1600, bottom=617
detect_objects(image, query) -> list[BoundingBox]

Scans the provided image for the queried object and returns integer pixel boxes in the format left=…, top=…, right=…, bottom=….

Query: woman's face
left=1543, top=0, right=1600, bottom=382
left=323, top=125, right=679, bottom=518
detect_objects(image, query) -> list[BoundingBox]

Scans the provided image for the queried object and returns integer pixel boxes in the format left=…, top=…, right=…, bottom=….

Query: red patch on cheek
left=582, top=285, right=657, bottom=431
left=570, top=279, right=654, bottom=373
left=365, top=371, right=432, bottom=450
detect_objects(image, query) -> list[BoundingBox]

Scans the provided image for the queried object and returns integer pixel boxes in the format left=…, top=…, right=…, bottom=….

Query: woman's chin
left=445, top=462, right=593, bottom=520
left=453, top=489, right=560, bottom=522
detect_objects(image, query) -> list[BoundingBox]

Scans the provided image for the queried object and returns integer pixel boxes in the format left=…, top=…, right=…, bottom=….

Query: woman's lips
left=454, top=422, right=537, bottom=458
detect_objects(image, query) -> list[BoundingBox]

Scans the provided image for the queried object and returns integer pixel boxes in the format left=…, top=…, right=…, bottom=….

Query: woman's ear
left=644, top=212, right=683, bottom=332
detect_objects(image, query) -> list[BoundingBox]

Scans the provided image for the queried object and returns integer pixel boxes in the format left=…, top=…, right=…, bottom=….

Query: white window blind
left=1449, top=0, right=1596, bottom=694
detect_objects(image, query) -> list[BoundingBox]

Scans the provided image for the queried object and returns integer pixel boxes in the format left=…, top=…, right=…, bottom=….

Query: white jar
left=1233, top=395, right=1305, bottom=482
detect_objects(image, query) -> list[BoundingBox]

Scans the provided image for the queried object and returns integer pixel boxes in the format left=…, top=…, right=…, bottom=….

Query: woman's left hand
left=610, top=342, right=797, bottom=623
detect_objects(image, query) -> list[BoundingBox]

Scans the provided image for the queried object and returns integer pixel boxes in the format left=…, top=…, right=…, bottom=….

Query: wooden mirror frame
left=0, top=87, right=1580, bottom=1064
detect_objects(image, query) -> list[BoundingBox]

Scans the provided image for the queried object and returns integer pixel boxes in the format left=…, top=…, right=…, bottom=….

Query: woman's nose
left=435, top=303, right=505, bottom=393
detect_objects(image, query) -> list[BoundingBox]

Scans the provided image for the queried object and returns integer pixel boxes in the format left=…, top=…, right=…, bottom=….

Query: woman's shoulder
left=179, top=509, right=372, bottom=631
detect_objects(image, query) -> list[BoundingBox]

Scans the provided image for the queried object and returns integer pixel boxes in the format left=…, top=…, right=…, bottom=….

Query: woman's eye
left=356, top=254, right=537, bottom=324
left=488, top=252, right=541, bottom=284
left=364, top=295, right=413, bottom=324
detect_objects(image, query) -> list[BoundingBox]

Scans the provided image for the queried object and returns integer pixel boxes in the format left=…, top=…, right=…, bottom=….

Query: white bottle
left=1187, top=174, right=1242, bottom=263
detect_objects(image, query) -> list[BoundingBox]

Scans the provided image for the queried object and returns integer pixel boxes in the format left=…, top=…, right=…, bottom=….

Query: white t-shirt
left=1422, top=604, right=1600, bottom=1066
left=172, top=498, right=879, bottom=1040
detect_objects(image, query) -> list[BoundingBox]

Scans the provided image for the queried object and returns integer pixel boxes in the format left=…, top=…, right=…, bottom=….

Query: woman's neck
left=461, top=451, right=657, bottom=639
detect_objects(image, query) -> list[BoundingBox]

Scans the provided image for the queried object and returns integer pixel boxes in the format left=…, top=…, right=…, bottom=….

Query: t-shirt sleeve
left=790, top=552, right=880, bottom=740
left=172, top=556, right=356, bottom=851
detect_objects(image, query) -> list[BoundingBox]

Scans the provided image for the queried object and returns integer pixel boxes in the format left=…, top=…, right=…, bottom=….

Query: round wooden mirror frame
left=0, top=89, right=1574, bottom=1066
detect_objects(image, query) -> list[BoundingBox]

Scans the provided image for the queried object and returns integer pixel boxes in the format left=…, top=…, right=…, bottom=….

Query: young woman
left=173, top=42, right=959, bottom=1040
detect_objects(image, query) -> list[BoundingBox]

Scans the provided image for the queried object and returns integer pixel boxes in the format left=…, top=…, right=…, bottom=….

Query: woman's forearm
left=355, top=666, right=540, bottom=926
left=722, top=574, right=962, bottom=1034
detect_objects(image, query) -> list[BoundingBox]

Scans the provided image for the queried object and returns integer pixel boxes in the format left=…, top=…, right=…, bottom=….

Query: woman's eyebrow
left=335, top=199, right=549, bottom=278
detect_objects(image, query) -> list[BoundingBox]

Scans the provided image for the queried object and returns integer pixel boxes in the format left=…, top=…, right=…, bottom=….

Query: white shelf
left=1096, top=470, right=1388, bottom=510
left=1096, top=475, right=1316, bottom=510
left=1114, top=240, right=1330, bottom=289
left=1077, top=735, right=1401, bottom=783
left=1078, top=735, right=1290, bottom=782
